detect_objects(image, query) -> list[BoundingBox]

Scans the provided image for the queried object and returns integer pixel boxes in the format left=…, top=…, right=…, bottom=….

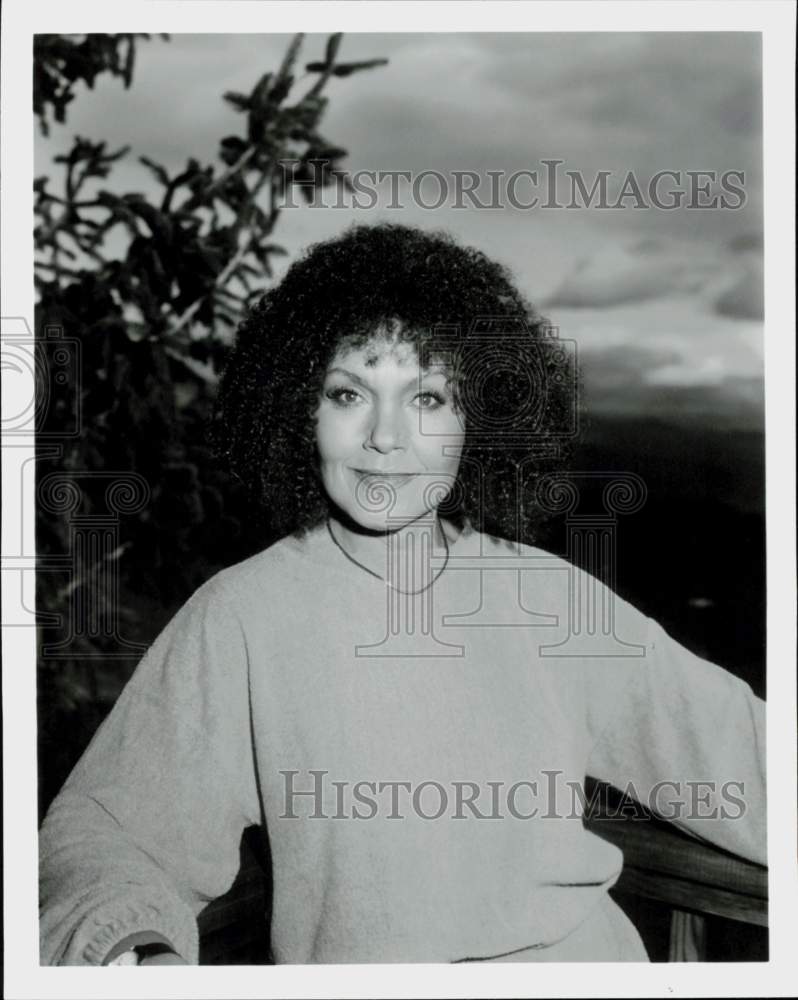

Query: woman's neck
left=327, top=511, right=457, bottom=590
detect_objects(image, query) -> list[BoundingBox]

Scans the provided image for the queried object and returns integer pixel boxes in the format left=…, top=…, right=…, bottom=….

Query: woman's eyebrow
left=324, top=367, right=370, bottom=387
left=324, top=366, right=449, bottom=389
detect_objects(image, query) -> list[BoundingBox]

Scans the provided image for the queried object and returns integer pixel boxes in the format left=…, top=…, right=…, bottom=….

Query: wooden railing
left=584, top=809, right=767, bottom=960
left=197, top=812, right=768, bottom=964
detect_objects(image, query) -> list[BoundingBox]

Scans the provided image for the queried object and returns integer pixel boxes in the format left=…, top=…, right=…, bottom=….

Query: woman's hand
left=106, top=938, right=189, bottom=966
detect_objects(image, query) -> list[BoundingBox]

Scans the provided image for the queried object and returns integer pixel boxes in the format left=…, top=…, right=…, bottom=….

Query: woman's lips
left=351, top=469, right=419, bottom=488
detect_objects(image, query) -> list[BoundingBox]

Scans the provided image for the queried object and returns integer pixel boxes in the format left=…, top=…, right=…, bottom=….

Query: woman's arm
left=585, top=617, right=766, bottom=865
left=39, top=577, right=262, bottom=965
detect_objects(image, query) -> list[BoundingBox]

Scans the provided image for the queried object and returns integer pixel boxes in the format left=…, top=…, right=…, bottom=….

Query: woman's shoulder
left=187, top=524, right=332, bottom=611
left=467, top=526, right=651, bottom=640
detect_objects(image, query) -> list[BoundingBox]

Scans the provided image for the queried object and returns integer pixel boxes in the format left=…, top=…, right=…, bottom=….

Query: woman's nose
left=365, top=402, right=405, bottom=453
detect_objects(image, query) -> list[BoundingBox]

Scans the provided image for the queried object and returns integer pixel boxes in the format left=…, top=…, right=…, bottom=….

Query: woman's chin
left=339, top=506, right=435, bottom=534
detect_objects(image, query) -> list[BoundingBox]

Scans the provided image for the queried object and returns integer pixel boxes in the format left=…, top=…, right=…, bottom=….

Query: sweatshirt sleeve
left=585, top=618, right=767, bottom=866
left=38, top=576, right=262, bottom=965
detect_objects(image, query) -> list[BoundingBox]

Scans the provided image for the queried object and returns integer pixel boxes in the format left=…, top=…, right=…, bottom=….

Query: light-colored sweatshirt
left=39, top=523, right=767, bottom=964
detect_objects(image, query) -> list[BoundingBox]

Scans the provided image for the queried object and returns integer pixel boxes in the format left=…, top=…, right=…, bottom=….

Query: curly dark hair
left=214, top=222, right=574, bottom=543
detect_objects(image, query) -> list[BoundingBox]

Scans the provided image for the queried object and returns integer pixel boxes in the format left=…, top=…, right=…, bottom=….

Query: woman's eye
left=325, top=387, right=361, bottom=407
left=415, top=391, right=446, bottom=410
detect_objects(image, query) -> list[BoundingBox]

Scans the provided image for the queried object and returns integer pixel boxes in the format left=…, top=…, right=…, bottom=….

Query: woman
left=39, top=223, right=766, bottom=965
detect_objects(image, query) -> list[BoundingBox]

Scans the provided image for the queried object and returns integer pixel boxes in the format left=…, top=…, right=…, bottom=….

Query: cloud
left=577, top=339, right=764, bottom=429
left=714, top=263, right=764, bottom=321
left=479, top=32, right=762, bottom=147
left=588, top=375, right=764, bottom=430
left=579, top=343, right=683, bottom=390
left=713, top=76, right=763, bottom=136
left=33, top=31, right=764, bottom=400
left=728, top=231, right=764, bottom=254
left=544, top=243, right=713, bottom=309
left=545, top=232, right=765, bottom=321
left=548, top=297, right=763, bottom=402
left=36, top=33, right=763, bottom=258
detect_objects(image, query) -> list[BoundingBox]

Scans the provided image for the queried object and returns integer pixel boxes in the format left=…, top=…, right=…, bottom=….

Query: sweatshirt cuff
left=65, top=896, right=198, bottom=966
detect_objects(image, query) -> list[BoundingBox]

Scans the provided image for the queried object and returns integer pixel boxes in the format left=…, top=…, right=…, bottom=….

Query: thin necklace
left=326, top=518, right=450, bottom=596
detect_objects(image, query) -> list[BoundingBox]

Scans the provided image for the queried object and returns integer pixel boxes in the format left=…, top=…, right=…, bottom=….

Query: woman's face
left=315, top=337, right=465, bottom=531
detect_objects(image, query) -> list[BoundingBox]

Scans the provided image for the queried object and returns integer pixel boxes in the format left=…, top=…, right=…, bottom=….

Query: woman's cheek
left=419, top=405, right=465, bottom=436
left=317, top=407, right=355, bottom=459
left=417, top=414, right=465, bottom=463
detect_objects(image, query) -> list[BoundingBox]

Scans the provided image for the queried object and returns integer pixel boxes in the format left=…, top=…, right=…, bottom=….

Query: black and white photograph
left=2, top=2, right=796, bottom=998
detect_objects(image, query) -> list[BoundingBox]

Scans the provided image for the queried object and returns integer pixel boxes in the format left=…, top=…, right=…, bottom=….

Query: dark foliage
left=34, top=33, right=387, bottom=813
left=34, top=34, right=167, bottom=135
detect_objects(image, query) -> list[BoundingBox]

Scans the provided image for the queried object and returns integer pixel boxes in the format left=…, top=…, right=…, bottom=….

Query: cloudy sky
left=35, top=32, right=764, bottom=428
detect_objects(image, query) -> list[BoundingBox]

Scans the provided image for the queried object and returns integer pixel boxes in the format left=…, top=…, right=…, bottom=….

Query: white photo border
left=2, top=2, right=795, bottom=998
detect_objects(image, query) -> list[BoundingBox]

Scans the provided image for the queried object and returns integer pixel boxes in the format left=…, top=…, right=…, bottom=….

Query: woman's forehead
left=329, top=335, right=448, bottom=372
